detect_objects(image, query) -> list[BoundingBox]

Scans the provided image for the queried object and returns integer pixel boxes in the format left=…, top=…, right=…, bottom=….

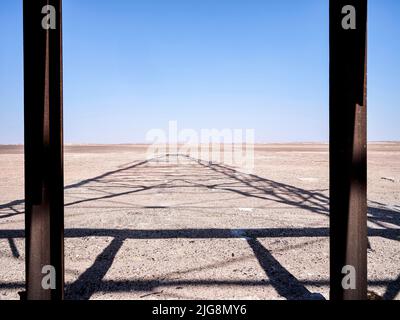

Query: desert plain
left=0, top=143, right=399, bottom=300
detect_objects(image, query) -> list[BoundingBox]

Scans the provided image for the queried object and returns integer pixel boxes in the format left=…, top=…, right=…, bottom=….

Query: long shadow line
left=1, top=227, right=398, bottom=241
left=383, top=273, right=400, bottom=300
left=62, top=230, right=390, bottom=300
left=0, top=279, right=397, bottom=291
left=66, top=237, right=125, bottom=300
left=0, top=156, right=163, bottom=216
left=1, top=154, right=399, bottom=230
left=7, top=238, right=20, bottom=258
left=193, top=156, right=329, bottom=215
left=246, top=238, right=317, bottom=300
left=188, top=155, right=400, bottom=228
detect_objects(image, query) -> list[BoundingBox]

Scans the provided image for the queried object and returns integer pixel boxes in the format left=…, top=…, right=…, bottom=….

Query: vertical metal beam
left=329, top=0, right=368, bottom=300
left=23, top=0, right=64, bottom=300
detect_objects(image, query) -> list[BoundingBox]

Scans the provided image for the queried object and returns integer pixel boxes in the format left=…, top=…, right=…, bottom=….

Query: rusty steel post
left=23, top=0, right=64, bottom=300
left=329, top=0, right=368, bottom=300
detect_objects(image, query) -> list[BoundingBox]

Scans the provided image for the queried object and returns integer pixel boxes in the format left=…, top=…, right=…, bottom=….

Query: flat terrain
left=0, top=143, right=399, bottom=300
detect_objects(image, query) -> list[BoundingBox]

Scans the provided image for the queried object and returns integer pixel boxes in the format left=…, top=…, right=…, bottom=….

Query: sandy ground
left=0, top=143, right=399, bottom=300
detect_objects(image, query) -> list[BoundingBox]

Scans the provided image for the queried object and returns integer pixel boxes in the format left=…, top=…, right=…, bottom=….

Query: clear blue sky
left=0, top=0, right=399, bottom=144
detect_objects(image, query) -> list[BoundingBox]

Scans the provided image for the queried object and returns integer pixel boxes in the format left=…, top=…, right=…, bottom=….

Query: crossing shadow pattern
left=0, top=154, right=399, bottom=299
left=1, top=154, right=399, bottom=228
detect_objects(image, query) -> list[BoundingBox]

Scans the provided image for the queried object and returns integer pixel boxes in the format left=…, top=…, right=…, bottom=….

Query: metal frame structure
left=23, top=0, right=64, bottom=300
left=329, top=0, right=368, bottom=300
left=22, top=0, right=368, bottom=300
